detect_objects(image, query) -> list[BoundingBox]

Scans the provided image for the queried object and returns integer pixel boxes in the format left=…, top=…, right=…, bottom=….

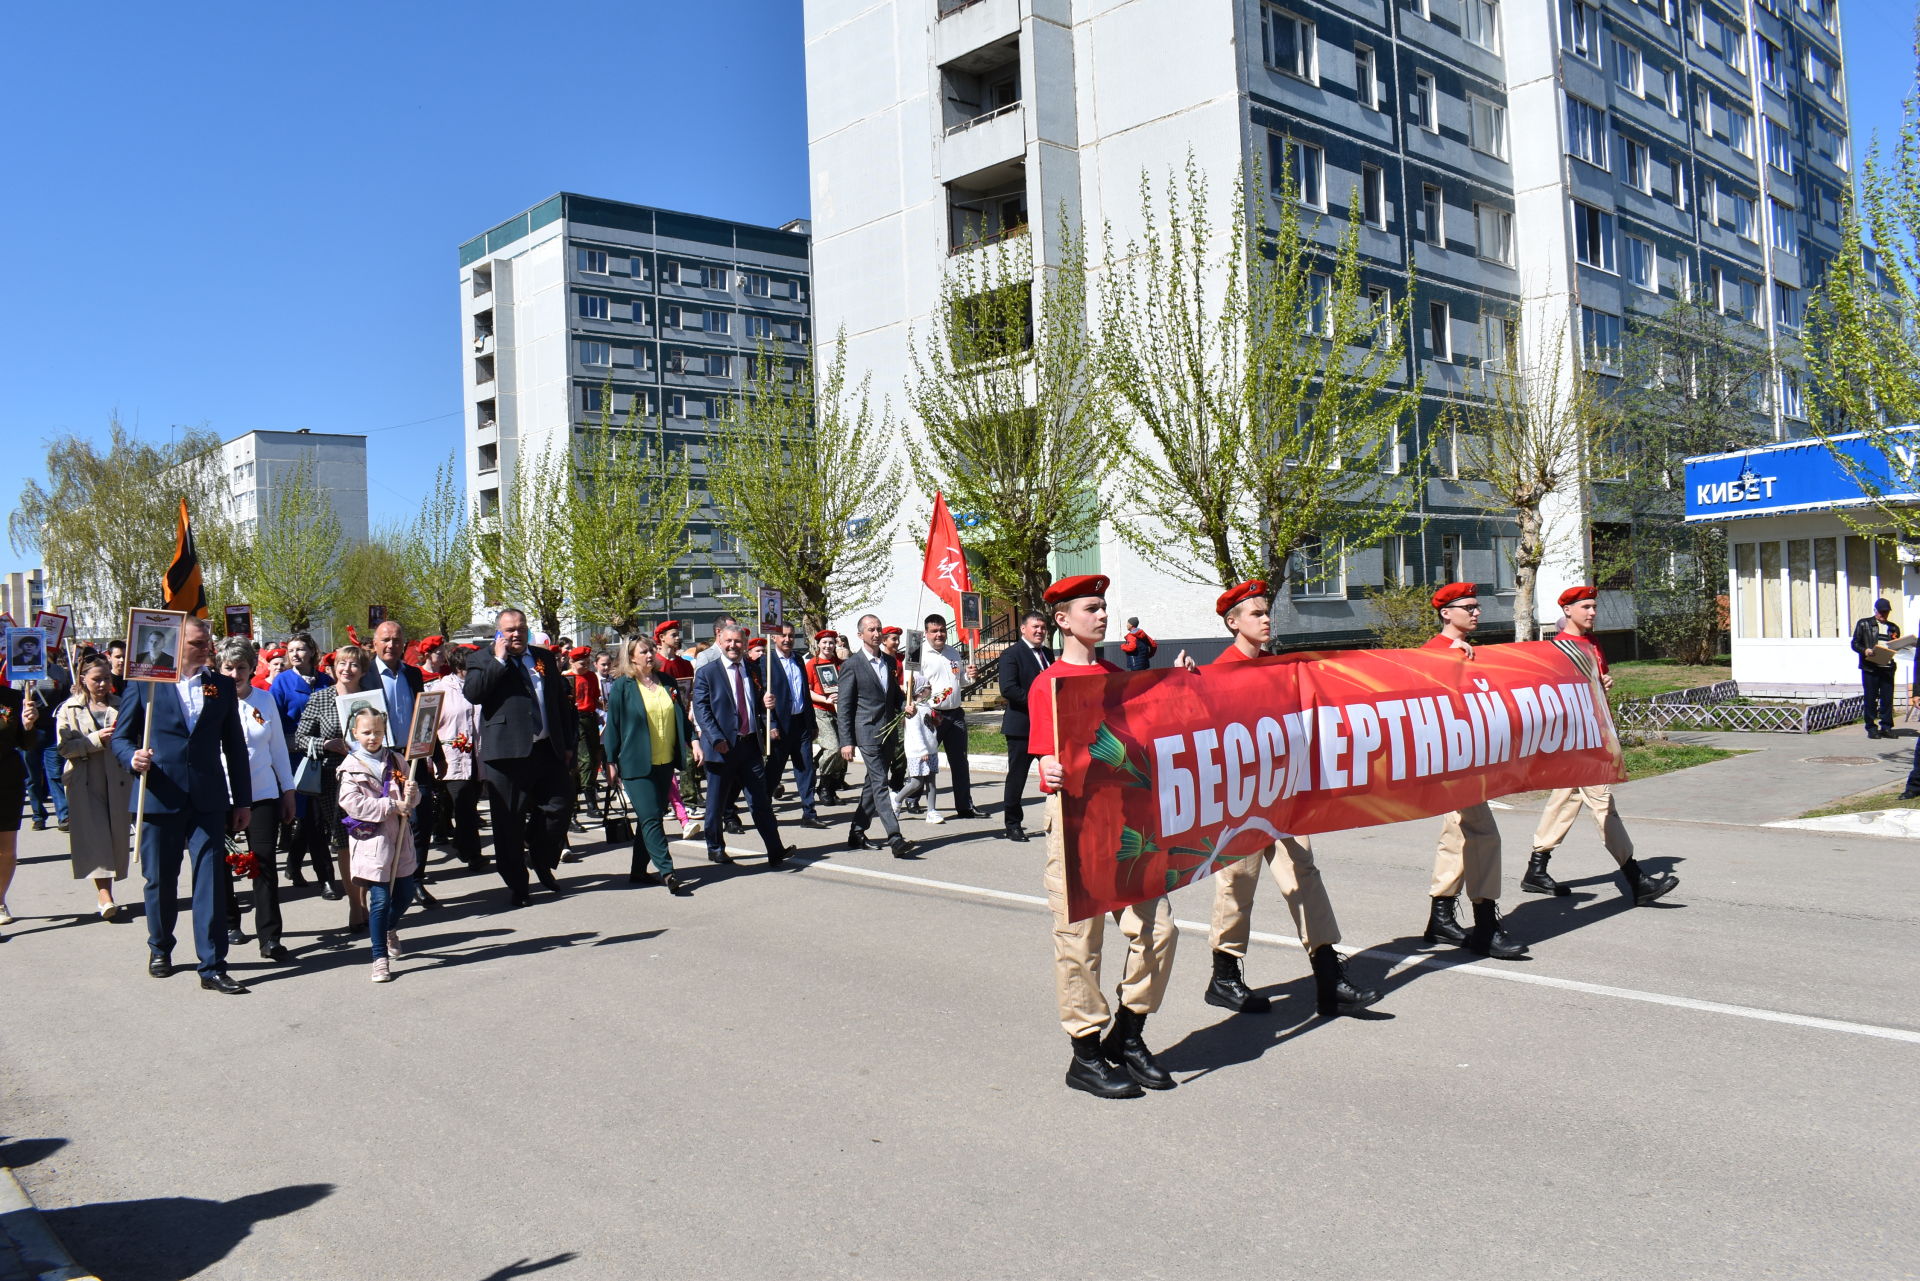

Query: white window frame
left=1308, top=272, right=1334, bottom=337
left=1613, top=38, right=1644, bottom=94
left=1670, top=159, right=1689, bottom=210
left=1771, top=200, right=1798, bottom=253
left=1566, top=95, right=1608, bottom=168
left=1774, top=282, right=1802, bottom=329
left=1581, top=305, right=1622, bottom=367
left=1765, top=117, right=1793, bottom=173
left=1483, top=312, right=1517, bottom=370
left=1572, top=200, right=1618, bottom=272
left=579, top=340, right=612, bottom=367
left=1294, top=142, right=1326, bottom=210
left=577, top=294, right=610, bottom=321
left=1474, top=203, right=1513, bottom=264
left=1421, top=184, right=1445, bottom=248
left=1361, top=163, right=1387, bottom=227
left=1469, top=95, right=1506, bottom=159
left=1735, top=194, right=1758, bottom=241
left=1262, top=4, right=1318, bottom=82
left=1290, top=534, right=1347, bottom=600
left=1671, top=252, right=1692, bottom=298
left=577, top=248, right=609, bottom=274
left=1354, top=45, right=1381, bottom=110
left=1664, top=67, right=1683, bottom=116
left=1623, top=135, right=1651, bottom=192
left=1730, top=109, right=1753, bottom=158
left=1569, top=0, right=1597, bottom=59
left=1779, top=368, right=1806, bottom=419
left=1464, top=0, right=1500, bottom=51
left=1429, top=301, right=1453, bottom=361
left=1624, top=235, right=1657, bottom=291
left=1414, top=72, right=1438, bottom=133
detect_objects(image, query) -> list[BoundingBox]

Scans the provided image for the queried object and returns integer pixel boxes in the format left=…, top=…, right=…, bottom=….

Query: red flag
left=921, top=493, right=974, bottom=641
left=163, top=500, right=207, bottom=618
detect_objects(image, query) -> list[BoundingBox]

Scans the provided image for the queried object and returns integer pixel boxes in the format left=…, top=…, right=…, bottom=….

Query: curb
left=0, top=1169, right=97, bottom=1281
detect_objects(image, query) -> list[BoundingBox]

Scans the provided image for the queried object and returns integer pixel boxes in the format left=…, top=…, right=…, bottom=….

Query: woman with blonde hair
left=336, top=706, right=421, bottom=983
left=602, top=634, right=695, bottom=894
left=295, top=643, right=378, bottom=932
left=55, top=655, right=134, bottom=918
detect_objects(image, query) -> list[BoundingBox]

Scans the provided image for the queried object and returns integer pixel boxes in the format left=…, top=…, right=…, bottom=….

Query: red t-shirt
left=657, top=655, right=694, bottom=683
left=1211, top=643, right=1259, bottom=665
left=1555, top=629, right=1609, bottom=675
left=571, top=669, right=600, bottom=712
left=1027, top=657, right=1123, bottom=767
left=1422, top=632, right=1473, bottom=654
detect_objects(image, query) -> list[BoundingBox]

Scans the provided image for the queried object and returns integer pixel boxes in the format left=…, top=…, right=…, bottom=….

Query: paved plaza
left=2, top=764, right=1916, bottom=1280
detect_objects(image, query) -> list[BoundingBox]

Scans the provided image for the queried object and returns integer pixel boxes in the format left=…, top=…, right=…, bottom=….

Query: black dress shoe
left=535, top=868, right=567, bottom=896
left=1866, top=727, right=1882, bottom=739
left=260, top=944, right=295, bottom=963
left=630, top=870, right=661, bottom=886
left=227, top=926, right=249, bottom=946
left=509, top=890, right=532, bottom=908
left=287, top=867, right=308, bottom=887
left=1002, top=825, right=1029, bottom=844
left=148, top=954, right=173, bottom=979
left=889, top=836, right=921, bottom=859
left=707, top=847, right=735, bottom=865
left=200, top=972, right=250, bottom=995
left=664, top=872, right=692, bottom=895
left=846, top=828, right=874, bottom=851
left=952, top=807, right=987, bottom=819
left=767, top=846, right=791, bottom=868
left=414, top=885, right=440, bottom=908
left=319, top=881, right=344, bottom=901
left=799, top=815, right=829, bottom=829
left=723, top=817, right=745, bottom=835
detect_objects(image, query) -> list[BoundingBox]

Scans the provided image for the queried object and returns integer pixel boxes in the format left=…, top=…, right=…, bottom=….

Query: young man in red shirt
left=1032, top=574, right=1179, bottom=1099
left=1191, top=580, right=1381, bottom=1018
left=1420, top=582, right=1527, bottom=960
left=806, top=630, right=848, bottom=806
left=1525, top=586, right=1679, bottom=905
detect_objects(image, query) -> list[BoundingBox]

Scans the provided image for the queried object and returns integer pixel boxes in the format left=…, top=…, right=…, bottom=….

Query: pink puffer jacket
left=336, top=750, right=419, bottom=883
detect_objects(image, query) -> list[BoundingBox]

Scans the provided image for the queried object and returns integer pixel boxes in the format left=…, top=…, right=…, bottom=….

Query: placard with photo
left=368, top=604, right=387, bottom=630
left=224, top=604, right=253, bottom=638
left=32, top=611, right=69, bottom=651
left=757, top=586, right=784, bottom=636
left=5, top=628, right=48, bottom=682
left=406, top=690, right=444, bottom=760
left=959, top=591, right=984, bottom=635
left=125, top=609, right=186, bottom=683
left=336, top=687, right=389, bottom=744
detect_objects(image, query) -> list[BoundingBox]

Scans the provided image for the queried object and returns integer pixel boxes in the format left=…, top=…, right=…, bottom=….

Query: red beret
left=1430, top=582, right=1478, bottom=610
left=747, top=637, right=766, bottom=648
left=813, top=630, right=837, bottom=642
left=420, top=635, right=445, bottom=651
left=1216, top=579, right=1270, bottom=617
left=1043, top=574, right=1110, bottom=606
left=880, top=625, right=903, bottom=636
left=566, top=646, right=591, bottom=661
left=652, top=620, right=682, bottom=639
left=1558, top=585, right=1597, bottom=608
left=261, top=646, right=286, bottom=660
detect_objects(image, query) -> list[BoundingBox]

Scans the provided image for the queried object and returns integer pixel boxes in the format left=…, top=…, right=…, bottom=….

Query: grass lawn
left=1797, top=787, right=1920, bottom=819
left=1608, top=659, right=1733, bottom=703
left=968, top=727, right=1007, bottom=756
left=1620, top=739, right=1747, bottom=780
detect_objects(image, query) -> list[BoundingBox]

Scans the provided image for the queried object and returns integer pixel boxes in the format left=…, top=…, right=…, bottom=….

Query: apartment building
left=802, top=0, right=1852, bottom=645
left=220, top=429, right=369, bottom=548
left=457, top=194, right=812, bottom=640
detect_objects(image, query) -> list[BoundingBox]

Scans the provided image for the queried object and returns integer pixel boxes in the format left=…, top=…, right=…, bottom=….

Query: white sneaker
left=370, top=959, right=392, bottom=983
left=0, top=902, right=12, bottom=926
left=889, top=791, right=904, bottom=815
left=925, top=808, right=945, bottom=825
left=684, top=818, right=704, bottom=839
left=386, top=930, right=402, bottom=960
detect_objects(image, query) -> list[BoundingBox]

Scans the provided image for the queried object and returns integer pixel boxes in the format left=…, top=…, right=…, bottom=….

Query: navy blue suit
left=111, top=671, right=253, bottom=976
left=762, top=652, right=818, bottom=820
left=691, top=655, right=787, bottom=860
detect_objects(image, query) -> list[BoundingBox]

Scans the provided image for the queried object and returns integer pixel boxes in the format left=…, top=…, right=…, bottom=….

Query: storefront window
left=1788, top=540, right=1812, bottom=638
left=1759, top=542, right=1782, bottom=637
left=1735, top=543, right=1759, bottom=638
left=1737, top=534, right=1899, bottom=638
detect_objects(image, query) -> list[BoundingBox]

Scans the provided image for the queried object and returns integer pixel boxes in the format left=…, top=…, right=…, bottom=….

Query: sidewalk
left=1612, top=724, right=1913, bottom=825
left=0, top=1170, right=94, bottom=1281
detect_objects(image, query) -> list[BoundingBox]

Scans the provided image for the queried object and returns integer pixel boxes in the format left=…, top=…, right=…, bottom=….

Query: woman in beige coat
left=57, top=656, right=134, bottom=918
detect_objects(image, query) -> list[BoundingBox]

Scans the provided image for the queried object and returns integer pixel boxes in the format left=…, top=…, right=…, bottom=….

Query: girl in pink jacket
left=337, top=707, right=421, bottom=983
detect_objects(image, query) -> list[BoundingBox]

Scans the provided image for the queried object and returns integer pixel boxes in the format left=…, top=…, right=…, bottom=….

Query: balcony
left=474, top=353, right=495, bottom=386
left=471, top=264, right=492, bottom=298
left=934, top=0, right=1017, bottom=67
left=946, top=160, right=1028, bottom=254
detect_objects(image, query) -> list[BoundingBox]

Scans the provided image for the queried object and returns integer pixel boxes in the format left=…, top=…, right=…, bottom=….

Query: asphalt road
left=2, top=775, right=1915, bottom=1281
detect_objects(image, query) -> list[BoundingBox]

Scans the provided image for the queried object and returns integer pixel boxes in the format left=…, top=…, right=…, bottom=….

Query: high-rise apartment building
left=219, top=429, right=369, bottom=548
left=803, top=0, right=1852, bottom=644
left=457, top=194, right=812, bottom=640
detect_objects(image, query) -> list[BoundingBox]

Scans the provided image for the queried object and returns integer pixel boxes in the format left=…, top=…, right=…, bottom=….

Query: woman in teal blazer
left=603, top=635, right=694, bottom=894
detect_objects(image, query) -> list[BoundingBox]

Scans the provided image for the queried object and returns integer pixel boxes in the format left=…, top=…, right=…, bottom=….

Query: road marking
left=677, top=840, right=1920, bottom=1046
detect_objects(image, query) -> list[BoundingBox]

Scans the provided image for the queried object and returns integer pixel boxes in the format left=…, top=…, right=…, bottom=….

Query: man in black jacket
left=463, top=609, right=579, bottom=906
left=838, top=614, right=916, bottom=858
left=996, top=611, right=1053, bottom=843
left=1851, top=598, right=1900, bottom=739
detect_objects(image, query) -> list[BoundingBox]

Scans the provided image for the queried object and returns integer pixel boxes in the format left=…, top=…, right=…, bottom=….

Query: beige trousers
left=1429, top=802, right=1502, bottom=902
left=1043, top=797, right=1178, bottom=1038
left=1531, top=786, right=1633, bottom=866
left=1209, top=838, right=1340, bottom=955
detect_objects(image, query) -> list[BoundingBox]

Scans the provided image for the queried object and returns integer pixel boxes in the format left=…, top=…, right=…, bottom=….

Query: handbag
left=605, top=778, right=634, bottom=842
left=292, top=753, right=325, bottom=796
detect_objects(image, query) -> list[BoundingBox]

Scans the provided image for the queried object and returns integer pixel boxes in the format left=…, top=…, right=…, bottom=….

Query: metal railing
left=945, top=100, right=1020, bottom=135
left=1613, top=681, right=1866, bottom=733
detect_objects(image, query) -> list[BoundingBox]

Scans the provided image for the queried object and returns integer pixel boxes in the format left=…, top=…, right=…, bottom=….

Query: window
left=1703, top=174, right=1723, bottom=224
left=1291, top=535, right=1345, bottom=599
left=1361, top=164, right=1387, bottom=227
left=1729, top=109, right=1753, bottom=157
left=1775, top=282, right=1803, bottom=328
left=1493, top=536, right=1518, bottom=591
left=579, top=340, right=611, bottom=367
left=1735, top=535, right=1881, bottom=640
left=1474, top=203, right=1513, bottom=263
left=1354, top=45, right=1381, bottom=109
left=1569, top=0, right=1596, bottom=58
left=1613, top=38, right=1643, bottom=93
left=1738, top=277, right=1761, bottom=324
left=1293, top=143, right=1326, bottom=208
left=1779, top=368, right=1806, bottom=418
left=629, top=300, right=651, bottom=326
left=1469, top=96, right=1506, bottom=158
left=1694, top=84, right=1715, bottom=134
left=577, top=248, right=608, bottom=274
left=581, top=386, right=607, bottom=413
left=578, top=294, right=610, bottom=321
left=1765, top=117, right=1793, bottom=172
left=1734, top=193, right=1757, bottom=240
left=1758, top=36, right=1784, bottom=87
left=1722, top=18, right=1747, bottom=70
left=1671, top=252, right=1692, bottom=297
left=1664, top=66, right=1683, bottom=116
left=1483, top=312, right=1517, bottom=369
left=1421, top=184, right=1445, bottom=247
left=626, top=256, right=649, bottom=281
left=1625, top=235, right=1657, bottom=290
left=1308, top=273, right=1333, bottom=336
left=1709, top=264, right=1727, bottom=312
left=1414, top=72, right=1437, bottom=132
left=1805, top=47, right=1838, bottom=97
left=1671, top=159, right=1688, bottom=209
left=745, top=314, right=774, bottom=340
left=705, top=310, right=731, bottom=335
left=1262, top=6, right=1317, bottom=81
left=1367, top=285, right=1394, bottom=342
left=1771, top=199, right=1798, bottom=253
left=1623, top=136, right=1651, bottom=191
left=1429, top=301, right=1452, bottom=360
left=1464, top=0, right=1500, bottom=50
left=1581, top=306, right=1622, bottom=366
left=1566, top=96, right=1607, bottom=167
left=1573, top=200, right=1617, bottom=271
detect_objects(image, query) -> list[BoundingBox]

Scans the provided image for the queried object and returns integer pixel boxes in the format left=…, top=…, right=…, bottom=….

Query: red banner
left=921, top=493, right=975, bottom=642
left=1054, top=640, right=1623, bottom=921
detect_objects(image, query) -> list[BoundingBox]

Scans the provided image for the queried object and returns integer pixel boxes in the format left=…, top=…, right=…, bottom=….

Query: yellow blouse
left=637, top=680, right=676, bottom=766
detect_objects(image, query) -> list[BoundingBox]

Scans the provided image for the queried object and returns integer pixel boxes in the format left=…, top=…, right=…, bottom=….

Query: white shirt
left=926, top=645, right=963, bottom=711
left=175, top=666, right=209, bottom=730
left=863, top=646, right=890, bottom=689
left=229, top=687, right=295, bottom=803
left=518, top=652, right=548, bottom=739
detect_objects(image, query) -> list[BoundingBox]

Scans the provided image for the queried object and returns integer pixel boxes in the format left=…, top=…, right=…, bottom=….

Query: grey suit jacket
left=835, top=648, right=903, bottom=751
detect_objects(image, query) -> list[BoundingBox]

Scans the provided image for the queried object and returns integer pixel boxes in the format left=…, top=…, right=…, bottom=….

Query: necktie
left=733, top=663, right=750, bottom=736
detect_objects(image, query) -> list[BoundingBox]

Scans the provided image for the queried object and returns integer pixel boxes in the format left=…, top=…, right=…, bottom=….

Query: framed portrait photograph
left=32, top=611, right=69, bottom=652
left=816, top=663, right=840, bottom=692
left=125, top=609, right=187, bottom=683
left=757, top=587, right=784, bottom=636
left=224, top=604, right=253, bottom=638
left=368, top=604, right=387, bottom=630
left=406, top=690, right=444, bottom=760
left=6, top=628, right=48, bottom=682
left=959, top=591, right=984, bottom=634
left=335, top=687, right=389, bottom=746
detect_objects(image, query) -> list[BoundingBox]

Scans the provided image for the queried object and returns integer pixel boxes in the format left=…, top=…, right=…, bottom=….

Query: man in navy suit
left=111, top=615, right=254, bottom=993
left=761, top=625, right=827, bottom=829
left=691, top=623, right=790, bottom=867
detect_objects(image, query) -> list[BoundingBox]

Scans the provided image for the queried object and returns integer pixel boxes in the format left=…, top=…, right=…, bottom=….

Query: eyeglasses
left=1446, top=604, right=1483, bottom=613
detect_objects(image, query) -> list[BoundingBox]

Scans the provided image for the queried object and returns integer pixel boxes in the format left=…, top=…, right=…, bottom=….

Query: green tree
left=9, top=417, right=231, bottom=633
left=1100, top=155, right=1423, bottom=608
left=1449, top=315, right=1608, bottom=641
left=707, top=336, right=902, bottom=632
left=236, top=456, right=346, bottom=635
left=907, top=215, right=1113, bottom=612
left=479, top=437, right=571, bottom=638
left=399, top=453, right=475, bottom=639
left=337, top=530, right=419, bottom=640
left=1600, top=293, right=1773, bottom=661
left=568, top=404, right=695, bottom=639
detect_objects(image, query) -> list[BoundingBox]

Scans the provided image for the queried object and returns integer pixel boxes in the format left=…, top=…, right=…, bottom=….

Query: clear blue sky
left=2, top=0, right=1915, bottom=579
left=0, top=0, right=809, bottom=568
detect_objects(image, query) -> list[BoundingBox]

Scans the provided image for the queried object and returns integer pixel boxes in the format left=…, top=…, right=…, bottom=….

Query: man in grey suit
left=837, top=614, right=919, bottom=859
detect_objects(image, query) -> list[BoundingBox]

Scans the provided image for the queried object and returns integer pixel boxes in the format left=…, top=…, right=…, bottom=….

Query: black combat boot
left=1423, top=894, right=1468, bottom=946
left=1309, top=945, right=1382, bottom=1017
left=1204, top=950, right=1271, bottom=1013
left=1101, top=1007, right=1176, bottom=1090
left=1066, top=1031, right=1143, bottom=1099
left=1521, top=850, right=1569, bottom=896
left=1620, top=858, right=1679, bottom=905
left=1464, top=899, right=1529, bottom=959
